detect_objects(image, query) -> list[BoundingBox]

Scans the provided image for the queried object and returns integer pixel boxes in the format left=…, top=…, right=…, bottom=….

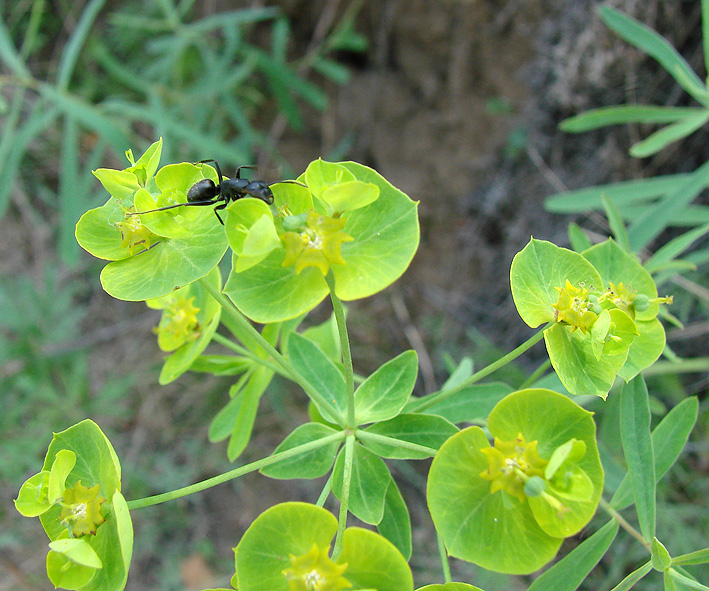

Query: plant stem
left=598, top=497, right=652, bottom=552
left=126, top=431, right=345, bottom=510
left=406, top=323, right=550, bottom=413
left=200, top=277, right=344, bottom=425
left=332, top=433, right=355, bottom=560
left=355, top=430, right=438, bottom=458
left=325, top=273, right=355, bottom=427
left=437, top=532, right=452, bottom=583
left=211, top=332, right=286, bottom=377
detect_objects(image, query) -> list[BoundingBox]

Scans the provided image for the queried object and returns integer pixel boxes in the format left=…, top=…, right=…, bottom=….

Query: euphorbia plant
left=15, top=139, right=705, bottom=591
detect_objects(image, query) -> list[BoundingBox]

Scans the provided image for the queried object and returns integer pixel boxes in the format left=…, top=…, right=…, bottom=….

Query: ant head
left=244, top=181, right=275, bottom=205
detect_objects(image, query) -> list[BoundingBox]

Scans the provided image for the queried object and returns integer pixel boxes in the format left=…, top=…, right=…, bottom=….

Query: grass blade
left=645, top=224, right=709, bottom=273
left=600, top=6, right=709, bottom=107
left=602, top=194, right=631, bottom=251
left=627, top=160, right=709, bottom=251
left=560, top=105, right=706, bottom=133
left=56, top=0, right=107, bottom=90
left=629, top=111, right=709, bottom=157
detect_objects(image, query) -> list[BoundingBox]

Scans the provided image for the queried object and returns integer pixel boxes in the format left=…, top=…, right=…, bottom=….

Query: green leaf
left=627, top=161, right=709, bottom=251
left=288, top=332, right=347, bottom=424
left=510, top=238, right=603, bottom=327
left=260, top=423, right=342, bottom=479
left=526, top=519, right=619, bottom=591
left=338, top=527, right=414, bottom=591
left=629, top=111, right=709, bottom=157
left=599, top=6, right=709, bottom=107
left=560, top=105, right=709, bottom=132
left=354, top=350, right=418, bottom=424
left=618, top=318, right=665, bottom=382
left=611, top=396, right=698, bottom=510
left=416, top=382, right=514, bottom=424
left=377, top=479, right=412, bottom=560
left=416, top=585, right=484, bottom=591
left=568, top=223, right=593, bottom=253
left=545, top=174, right=691, bottom=214
left=233, top=502, right=413, bottom=591
left=361, top=413, right=458, bottom=459
left=609, top=561, right=653, bottom=591
left=652, top=538, right=672, bottom=571
left=672, top=548, right=709, bottom=567
left=620, top=375, right=656, bottom=542
left=226, top=367, right=273, bottom=461
left=644, top=223, right=709, bottom=273
left=48, top=538, right=102, bottom=569
left=99, top=212, right=228, bottom=301
left=602, top=194, right=631, bottom=252
left=544, top=322, right=628, bottom=398
left=234, top=503, right=338, bottom=591
left=15, top=471, right=50, bottom=517
left=48, top=449, right=77, bottom=504
left=332, top=443, right=390, bottom=525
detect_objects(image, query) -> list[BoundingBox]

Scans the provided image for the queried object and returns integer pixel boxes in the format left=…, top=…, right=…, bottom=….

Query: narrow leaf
left=609, top=561, right=653, bottom=591
left=627, top=160, right=709, bottom=251
left=527, top=520, right=619, bottom=591
left=611, top=396, right=698, bottom=510
left=672, top=548, right=709, bottom=567
left=602, top=194, right=631, bottom=252
left=644, top=224, right=709, bottom=273
left=560, top=105, right=706, bottom=132
left=620, top=376, right=656, bottom=541
left=260, top=423, right=342, bottom=479
left=629, top=111, right=709, bottom=157
left=599, top=6, right=709, bottom=107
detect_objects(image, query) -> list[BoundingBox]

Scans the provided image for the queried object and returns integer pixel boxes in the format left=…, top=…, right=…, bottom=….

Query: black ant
left=129, top=159, right=303, bottom=225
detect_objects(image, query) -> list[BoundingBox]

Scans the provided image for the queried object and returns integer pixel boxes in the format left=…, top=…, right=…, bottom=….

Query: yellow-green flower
left=479, top=433, right=548, bottom=502
left=154, top=295, right=201, bottom=352
left=281, top=211, right=354, bottom=275
left=551, top=280, right=598, bottom=333
left=281, top=543, right=351, bottom=591
left=59, top=481, right=106, bottom=537
left=115, top=209, right=159, bottom=255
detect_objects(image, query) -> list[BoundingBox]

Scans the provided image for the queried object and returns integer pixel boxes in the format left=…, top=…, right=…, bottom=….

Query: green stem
left=200, top=278, right=344, bottom=425
left=519, top=358, right=552, bottom=390
left=332, top=433, right=355, bottom=560
left=126, top=431, right=345, bottom=510
left=437, top=532, right=452, bottom=584
left=406, top=323, right=550, bottom=413
left=211, top=332, right=286, bottom=377
left=599, top=497, right=652, bottom=552
left=316, top=474, right=333, bottom=508
left=355, top=430, right=438, bottom=458
left=325, top=273, right=355, bottom=427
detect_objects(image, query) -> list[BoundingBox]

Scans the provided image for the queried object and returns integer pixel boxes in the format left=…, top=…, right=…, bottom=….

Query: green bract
left=224, top=159, right=420, bottom=323
left=146, top=266, right=222, bottom=384
left=510, top=238, right=668, bottom=398
left=76, top=141, right=228, bottom=302
left=233, top=502, right=413, bottom=591
left=427, top=389, right=603, bottom=574
left=14, top=420, right=133, bottom=591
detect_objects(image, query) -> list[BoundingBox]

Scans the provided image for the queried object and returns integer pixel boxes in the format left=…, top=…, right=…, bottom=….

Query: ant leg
left=196, top=159, right=224, bottom=185
left=213, top=201, right=227, bottom=226
left=235, top=165, right=256, bottom=179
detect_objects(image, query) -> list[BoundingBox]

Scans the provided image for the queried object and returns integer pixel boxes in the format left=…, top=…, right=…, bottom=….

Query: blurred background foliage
left=0, top=1, right=707, bottom=590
